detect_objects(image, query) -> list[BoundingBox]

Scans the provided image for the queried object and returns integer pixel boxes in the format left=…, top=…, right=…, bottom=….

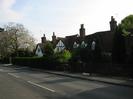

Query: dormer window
left=73, top=42, right=79, bottom=48
left=81, top=41, right=87, bottom=48
left=91, top=41, right=96, bottom=50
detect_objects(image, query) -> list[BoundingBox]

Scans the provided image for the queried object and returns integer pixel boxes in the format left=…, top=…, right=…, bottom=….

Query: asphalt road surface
left=0, top=64, right=133, bottom=99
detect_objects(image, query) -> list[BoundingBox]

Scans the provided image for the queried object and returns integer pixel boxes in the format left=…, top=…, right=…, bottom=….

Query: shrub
left=12, top=56, right=57, bottom=70
left=55, top=50, right=72, bottom=63
left=44, top=42, right=54, bottom=57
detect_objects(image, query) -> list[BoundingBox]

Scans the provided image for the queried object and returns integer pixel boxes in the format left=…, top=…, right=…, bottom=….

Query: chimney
left=52, top=32, right=56, bottom=43
left=41, top=34, right=46, bottom=43
left=79, top=24, right=85, bottom=38
left=110, top=16, right=117, bottom=32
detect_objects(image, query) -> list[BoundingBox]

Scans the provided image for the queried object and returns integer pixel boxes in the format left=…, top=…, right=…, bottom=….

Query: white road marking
left=27, top=81, right=55, bottom=92
left=8, top=73, right=20, bottom=78
left=3, top=64, right=12, bottom=66
left=14, top=67, right=28, bottom=69
left=0, top=69, right=4, bottom=72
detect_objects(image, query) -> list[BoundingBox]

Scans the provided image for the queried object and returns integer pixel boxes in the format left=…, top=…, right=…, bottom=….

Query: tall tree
left=0, top=22, right=35, bottom=58
left=44, top=42, right=54, bottom=57
left=0, top=30, right=11, bottom=58
left=112, top=15, right=133, bottom=63
left=112, top=26, right=126, bottom=63
left=121, top=15, right=133, bottom=30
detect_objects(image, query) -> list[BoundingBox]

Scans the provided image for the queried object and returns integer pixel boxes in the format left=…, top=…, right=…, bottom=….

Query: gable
left=73, top=42, right=79, bottom=48
left=54, top=40, right=65, bottom=52
left=35, top=44, right=44, bottom=57
left=56, top=40, right=65, bottom=48
left=81, top=41, right=87, bottom=48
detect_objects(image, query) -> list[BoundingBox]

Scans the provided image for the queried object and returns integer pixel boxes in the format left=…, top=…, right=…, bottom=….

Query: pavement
left=3, top=64, right=133, bottom=88
left=40, top=70, right=133, bottom=88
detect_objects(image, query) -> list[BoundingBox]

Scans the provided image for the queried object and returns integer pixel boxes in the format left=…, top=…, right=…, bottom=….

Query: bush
left=1, top=57, right=10, bottom=64
left=55, top=50, right=72, bottom=63
left=12, top=50, right=72, bottom=71
left=12, top=56, right=58, bottom=70
left=44, top=42, right=54, bottom=57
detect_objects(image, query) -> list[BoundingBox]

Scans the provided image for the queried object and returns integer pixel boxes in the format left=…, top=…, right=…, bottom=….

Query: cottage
left=35, top=34, right=46, bottom=57
left=35, top=16, right=117, bottom=57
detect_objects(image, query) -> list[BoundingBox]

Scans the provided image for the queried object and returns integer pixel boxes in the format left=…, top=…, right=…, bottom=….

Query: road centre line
left=27, top=81, right=55, bottom=92
left=0, top=69, right=4, bottom=72
left=8, top=73, right=20, bottom=78
left=14, top=67, right=28, bottom=69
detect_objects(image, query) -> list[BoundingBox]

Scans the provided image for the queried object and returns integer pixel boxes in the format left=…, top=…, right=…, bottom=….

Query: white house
left=35, top=44, right=44, bottom=57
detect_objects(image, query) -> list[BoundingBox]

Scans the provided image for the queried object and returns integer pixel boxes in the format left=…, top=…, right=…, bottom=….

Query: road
left=0, top=64, right=133, bottom=99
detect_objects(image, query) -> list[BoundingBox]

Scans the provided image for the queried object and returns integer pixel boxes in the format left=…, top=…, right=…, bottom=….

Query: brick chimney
left=110, top=16, right=117, bottom=32
left=41, top=34, right=46, bottom=43
left=52, top=32, right=56, bottom=44
left=79, top=24, right=85, bottom=38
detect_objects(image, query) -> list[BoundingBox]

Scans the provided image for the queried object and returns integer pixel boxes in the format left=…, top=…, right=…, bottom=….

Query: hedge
left=12, top=56, right=59, bottom=70
left=12, top=57, right=133, bottom=77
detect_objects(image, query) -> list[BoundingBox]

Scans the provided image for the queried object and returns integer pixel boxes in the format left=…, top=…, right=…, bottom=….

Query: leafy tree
left=71, top=48, right=80, bottom=62
left=44, top=42, right=54, bottom=57
left=112, top=26, right=126, bottom=63
left=0, top=30, right=11, bottom=58
left=0, top=22, right=35, bottom=58
left=11, top=48, right=34, bottom=57
left=112, top=15, right=133, bottom=63
left=121, top=15, right=133, bottom=30
left=79, top=48, right=90, bottom=63
left=55, top=50, right=72, bottom=63
left=62, top=50, right=72, bottom=62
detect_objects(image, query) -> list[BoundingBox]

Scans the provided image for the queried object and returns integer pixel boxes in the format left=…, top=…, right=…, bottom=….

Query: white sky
left=0, top=0, right=133, bottom=43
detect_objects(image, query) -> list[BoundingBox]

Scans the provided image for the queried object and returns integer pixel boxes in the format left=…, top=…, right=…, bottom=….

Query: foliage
left=13, top=50, right=71, bottom=70
left=112, top=25, right=126, bottom=63
left=121, top=15, right=133, bottom=30
left=119, top=15, right=133, bottom=36
left=112, top=15, right=133, bottom=63
left=0, top=30, right=11, bottom=58
left=55, top=50, right=72, bottom=63
left=11, top=49, right=34, bottom=57
left=71, top=48, right=80, bottom=62
left=0, top=22, right=35, bottom=58
left=44, top=42, right=54, bottom=56
left=12, top=56, right=57, bottom=69
left=79, top=48, right=91, bottom=63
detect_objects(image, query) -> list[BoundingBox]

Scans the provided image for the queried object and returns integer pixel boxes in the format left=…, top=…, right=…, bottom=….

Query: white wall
left=35, top=45, right=43, bottom=57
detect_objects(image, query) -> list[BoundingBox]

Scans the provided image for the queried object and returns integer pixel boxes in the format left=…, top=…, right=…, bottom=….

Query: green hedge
left=12, top=56, right=59, bottom=70
left=12, top=50, right=72, bottom=71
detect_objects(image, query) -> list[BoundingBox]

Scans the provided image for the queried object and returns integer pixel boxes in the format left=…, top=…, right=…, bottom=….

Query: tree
left=0, top=22, right=35, bottom=58
left=121, top=15, right=133, bottom=30
left=61, top=50, right=72, bottom=63
left=44, top=42, right=54, bottom=57
left=0, top=30, right=11, bottom=58
left=55, top=50, right=72, bottom=63
left=112, top=26, right=126, bottom=63
left=79, top=47, right=90, bottom=63
left=112, top=15, right=133, bottom=63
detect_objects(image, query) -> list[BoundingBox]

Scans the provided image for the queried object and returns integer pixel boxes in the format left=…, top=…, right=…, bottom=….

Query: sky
left=0, top=0, right=133, bottom=43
